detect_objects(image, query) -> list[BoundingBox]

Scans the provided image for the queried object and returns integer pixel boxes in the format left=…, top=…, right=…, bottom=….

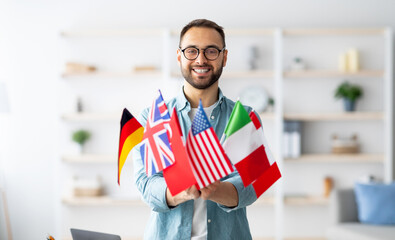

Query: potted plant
left=334, top=81, right=363, bottom=111
left=72, top=129, right=91, bottom=153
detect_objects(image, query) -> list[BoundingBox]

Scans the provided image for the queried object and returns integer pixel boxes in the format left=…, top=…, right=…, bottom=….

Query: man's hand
left=200, top=180, right=220, bottom=200
left=200, top=181, right=239, bottom=207
left=166, top=185, right=200, bottom=207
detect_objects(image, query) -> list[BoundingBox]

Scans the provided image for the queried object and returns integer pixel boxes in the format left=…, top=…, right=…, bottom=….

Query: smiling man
left=133, top=19, right=258, bottom=240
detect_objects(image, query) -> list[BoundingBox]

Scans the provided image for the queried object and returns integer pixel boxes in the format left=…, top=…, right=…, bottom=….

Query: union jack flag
left=140, top=90, right=175, bottom=177
left=186, top=100, right=234, bottom=189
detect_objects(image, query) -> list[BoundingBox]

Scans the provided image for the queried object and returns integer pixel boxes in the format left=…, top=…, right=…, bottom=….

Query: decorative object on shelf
left=334, top=81, right=363, bottom=111
left=358, top=174, right=378, bottom=183
left=290, top=57, right=307, bottom=71
left=46, top=234, right=55, bottom=240
left=283, top=121, right=301, bottom=158
left=338, top=48, right=360, bottom=73
left=248, top=45, right=260, bottom=70
left=239, top=86, right=269, bottom=113
left=132, top=65, right=157, bottom=72
left=323, top=176, right=334, bottom=198
left=76, top=97, right=83, bottom=113
left=338, top=52, right=348, bottom=72
left=331, top=134, right=359, bottom=154
left=72, top=129, right=91, bottom=153
left=72, top=176, right=103, bottom=197
left=65, top=62, right=96, bottom=74
left=347, top=48, right=360, bottom=73
left=266, top=97, right=275, bottom=112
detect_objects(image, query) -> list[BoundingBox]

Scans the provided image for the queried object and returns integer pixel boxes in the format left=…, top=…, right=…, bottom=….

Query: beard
left=180, top=63, right=223, bottom=90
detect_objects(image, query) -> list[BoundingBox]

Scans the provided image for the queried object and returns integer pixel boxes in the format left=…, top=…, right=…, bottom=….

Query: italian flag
left=223, top=101, right=281, bottom=197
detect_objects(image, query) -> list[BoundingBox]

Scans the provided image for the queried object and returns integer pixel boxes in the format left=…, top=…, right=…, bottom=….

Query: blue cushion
left=354, top=182, right=395, bottom=225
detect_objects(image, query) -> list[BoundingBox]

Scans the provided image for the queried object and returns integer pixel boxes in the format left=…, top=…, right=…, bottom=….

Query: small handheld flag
left=140, top=90, right=175, bottom=177
left=118, top=108, right=144, bottom=185
left=249, top=111, right=281, bottom=197
left=222, top=101, right=281, bottom=197
left=186, top=100, right=234, bottom=189
left=163, top=108, right=197, bottom=195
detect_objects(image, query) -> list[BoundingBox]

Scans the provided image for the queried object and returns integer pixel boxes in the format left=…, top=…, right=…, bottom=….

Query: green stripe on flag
left=224, top=101, right=252, bottom=138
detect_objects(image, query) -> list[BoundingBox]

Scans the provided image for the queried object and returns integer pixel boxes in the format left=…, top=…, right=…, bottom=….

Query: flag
left=140, top=90, right=175, bottom=177
left=222, top=101, right=281, bottom=198
left=249, top=110, right=281, bottom=198
left=222, top=101, right=271, bottom=186
left=163, top=108, right=197, bottom=195
left=118, top=108, right=144, bottom=185
left=186, top=100, right=234, bottom=189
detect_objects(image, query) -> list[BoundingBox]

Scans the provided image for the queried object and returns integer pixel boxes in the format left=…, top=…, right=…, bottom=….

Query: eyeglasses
left=179, top=46, right=225, bottom=61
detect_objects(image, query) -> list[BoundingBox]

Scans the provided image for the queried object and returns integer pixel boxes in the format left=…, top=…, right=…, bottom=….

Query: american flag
left=140, top=90, right=175, bottom=177
left=186, top=100, right=234, bottom=189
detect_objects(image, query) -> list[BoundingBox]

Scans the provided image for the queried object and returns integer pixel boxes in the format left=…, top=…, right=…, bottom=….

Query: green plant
left=268, top=97, right=275, bottom=106
left=334, top=81, right=363, bottom=101
left=72, top=130, right=91, bottom=146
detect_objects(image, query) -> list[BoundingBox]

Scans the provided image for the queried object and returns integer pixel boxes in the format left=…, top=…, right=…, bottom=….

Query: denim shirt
left=132, top=87, right=258, bottom=240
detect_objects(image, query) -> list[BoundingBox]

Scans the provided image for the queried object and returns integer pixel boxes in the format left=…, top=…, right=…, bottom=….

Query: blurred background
left=0, top=0, right=394, bottom=239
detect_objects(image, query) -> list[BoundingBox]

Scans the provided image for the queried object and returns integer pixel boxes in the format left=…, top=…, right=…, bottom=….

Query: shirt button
left=208, top=219, right=211, bottom=223
left=210, top=116, right=215, bottom=120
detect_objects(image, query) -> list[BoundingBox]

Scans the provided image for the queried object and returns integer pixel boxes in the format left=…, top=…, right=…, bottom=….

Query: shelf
left=62, top=196, right=146, bottom=206
left=62, top=154, right=115, bottom=163
left=61, top=70, right=162, bottom=79
left=284, top=70, right=384, bottom=78
left=61, top=113, right=120, bottom=122
left=254, top=196, right=275, bottom=206
left=284, top=195, right=329, bottom=206
left=225, top=28, right=275, bottom=36
left=171, top=70, right=274, bottom=79
left=283, top=28, right=386, bottom=36
left=61, top=29, right=163, bottom=37
left=284, top=153, right=384, bottom=163
left=259, top=112, right=276, bottom=120
left=284, top=112, right=384, bottom=121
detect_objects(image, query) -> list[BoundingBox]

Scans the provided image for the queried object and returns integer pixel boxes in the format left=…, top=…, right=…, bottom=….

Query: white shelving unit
left=59, top=27, right=393, bottom=240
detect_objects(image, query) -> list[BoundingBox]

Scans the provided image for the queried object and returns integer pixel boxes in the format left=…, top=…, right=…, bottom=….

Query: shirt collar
left=176, top=86, right=225, bottom=112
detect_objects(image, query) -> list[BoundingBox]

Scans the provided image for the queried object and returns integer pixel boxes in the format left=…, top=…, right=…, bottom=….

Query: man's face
left=177, top=27, right=227, bottom=90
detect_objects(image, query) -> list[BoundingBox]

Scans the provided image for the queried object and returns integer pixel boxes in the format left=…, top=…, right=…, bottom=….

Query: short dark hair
left=179, top=19, right=226, bottom=48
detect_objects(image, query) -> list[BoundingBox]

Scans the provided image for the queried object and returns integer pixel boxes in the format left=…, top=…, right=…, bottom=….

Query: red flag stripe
left=252, top=162, right=281, bottom=198
left=249, top=111, right=262, bottom=130
left=234, top=145, right=270, bottom=187
left=119, top=117, right=143, bottom=158
left=187, top=135, right=209, bottom=186
left=195, top=133, right=221, bottom=180
left=206, top=129, right=233, bottom=174
left=201, top=130, right=227, bottom=177
left=187, top=140, right=209, bottom=188
left=190, top=134, right=216, bottom=183
left=187, top=149, right=206, bottom=188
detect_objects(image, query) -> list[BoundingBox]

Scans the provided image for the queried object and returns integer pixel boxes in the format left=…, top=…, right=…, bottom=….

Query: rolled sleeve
left=132, top=108, right=172, bottom=213
left=218, top=171, right=257, bottom=212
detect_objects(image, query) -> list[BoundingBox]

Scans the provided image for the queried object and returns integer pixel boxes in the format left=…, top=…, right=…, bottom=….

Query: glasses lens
left=184, top=47, right=198, bottom=60
left=204, top=48, right=220, bottom=60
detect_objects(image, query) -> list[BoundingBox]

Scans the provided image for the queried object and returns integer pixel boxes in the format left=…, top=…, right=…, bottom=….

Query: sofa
left=326, top=188, right=395, bottom=240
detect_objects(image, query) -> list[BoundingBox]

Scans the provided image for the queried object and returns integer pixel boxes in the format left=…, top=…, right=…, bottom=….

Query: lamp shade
left=0, top=82, right=9, bottom=113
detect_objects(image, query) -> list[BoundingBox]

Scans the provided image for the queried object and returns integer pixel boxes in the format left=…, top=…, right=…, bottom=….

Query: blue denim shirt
left=132, top=87, right=258, bottom=240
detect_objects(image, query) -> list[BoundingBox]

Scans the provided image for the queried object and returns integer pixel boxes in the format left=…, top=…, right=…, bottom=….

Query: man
left=133, top=19, right=258, bottom=240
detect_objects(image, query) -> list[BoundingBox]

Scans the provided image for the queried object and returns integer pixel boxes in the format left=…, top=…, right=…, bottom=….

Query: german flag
left=118, top=108, right=144, bottom=185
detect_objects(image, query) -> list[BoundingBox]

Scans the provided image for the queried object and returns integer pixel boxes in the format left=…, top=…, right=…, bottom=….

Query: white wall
left=1, top=0, right=395, bottom=239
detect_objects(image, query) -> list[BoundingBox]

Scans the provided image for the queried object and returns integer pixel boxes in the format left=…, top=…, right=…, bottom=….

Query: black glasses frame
left=179, top=46, right=226, bottom=61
